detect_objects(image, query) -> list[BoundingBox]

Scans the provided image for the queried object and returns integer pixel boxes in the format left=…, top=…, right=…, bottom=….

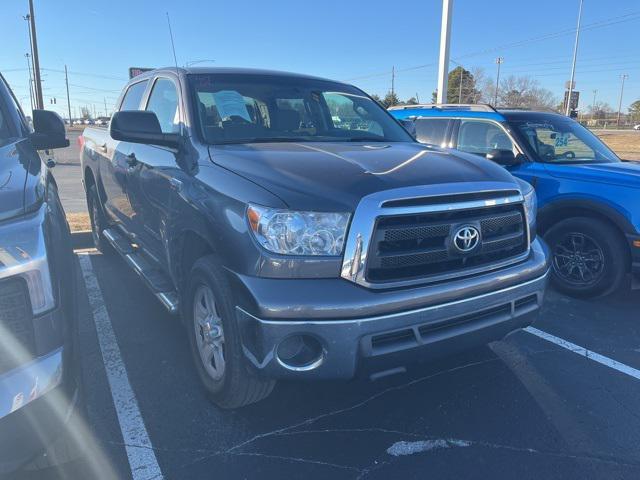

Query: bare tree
left=483, top=75, right=557, bottom=110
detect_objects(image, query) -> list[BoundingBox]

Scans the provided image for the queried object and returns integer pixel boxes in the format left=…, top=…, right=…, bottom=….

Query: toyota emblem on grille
left=453, top=226, right=480, bottom=253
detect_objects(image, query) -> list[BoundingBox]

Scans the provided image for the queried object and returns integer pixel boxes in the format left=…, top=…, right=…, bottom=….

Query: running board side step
left=103, top=228, right=180, bottom=315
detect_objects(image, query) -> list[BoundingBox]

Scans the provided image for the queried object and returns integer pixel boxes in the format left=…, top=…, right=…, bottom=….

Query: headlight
left=522, top=184, right=537, bottom=239
left=0, top=206, right=55, bottom=315
left=247, top=204, right=350, bottom=256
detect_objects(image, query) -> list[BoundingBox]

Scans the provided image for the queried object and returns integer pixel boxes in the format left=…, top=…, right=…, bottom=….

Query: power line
left=342, top=10, right=640, bottom=84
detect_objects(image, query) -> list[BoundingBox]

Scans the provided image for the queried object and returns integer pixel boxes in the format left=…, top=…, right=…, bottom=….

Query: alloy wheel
left=552, top=232, right=605, bottom=287
left=193, top=284, right=226, bottom=381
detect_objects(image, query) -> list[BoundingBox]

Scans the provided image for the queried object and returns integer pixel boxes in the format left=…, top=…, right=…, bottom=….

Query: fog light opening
left=276, top=335, right=324, bottom=371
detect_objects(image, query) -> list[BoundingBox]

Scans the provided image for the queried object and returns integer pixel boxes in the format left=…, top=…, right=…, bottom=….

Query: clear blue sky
left=1, top=0, right=638, bottom=118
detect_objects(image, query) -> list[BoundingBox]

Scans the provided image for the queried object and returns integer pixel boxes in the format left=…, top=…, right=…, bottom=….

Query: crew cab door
left=125, top=76, right=183, bottom=265
left=101, top=79, right=149, bottom=229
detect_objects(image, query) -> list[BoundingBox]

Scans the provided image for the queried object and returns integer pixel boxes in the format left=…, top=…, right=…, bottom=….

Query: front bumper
left=0, top=347, right=74, bottom=473
left=235, top=238, right=550, bottom=380
left=628, top=234, right=640, bottom=276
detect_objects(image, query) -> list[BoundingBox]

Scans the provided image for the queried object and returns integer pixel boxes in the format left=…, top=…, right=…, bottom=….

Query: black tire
left=545, top=217, right=627, bottom=297
left=184, top=255, right=275, bottom=408
left=87, top=185, right=112, bottom=254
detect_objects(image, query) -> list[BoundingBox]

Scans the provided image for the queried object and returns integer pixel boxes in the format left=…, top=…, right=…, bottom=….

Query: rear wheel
left=545, top=217, right=627, bottom=297
left=87, top=185, right=111, bottom=254
left=184, top=255, right=275, bottom=408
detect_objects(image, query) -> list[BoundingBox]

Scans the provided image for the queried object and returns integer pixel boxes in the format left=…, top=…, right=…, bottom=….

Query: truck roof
left=132, top=67, right=349, bottom=86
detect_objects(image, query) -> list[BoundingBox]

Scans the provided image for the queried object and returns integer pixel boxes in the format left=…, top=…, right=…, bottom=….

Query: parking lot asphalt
left=51, top=130, right=86, bottom=214
left=10, top=249, right=640, bottom=480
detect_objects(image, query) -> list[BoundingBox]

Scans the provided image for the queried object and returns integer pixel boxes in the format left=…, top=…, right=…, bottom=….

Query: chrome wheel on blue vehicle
left=545, top=217, right=627, bottom=298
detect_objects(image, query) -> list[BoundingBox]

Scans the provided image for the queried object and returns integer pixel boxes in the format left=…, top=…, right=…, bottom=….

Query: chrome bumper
left=0, top=348, right=63, bottom=421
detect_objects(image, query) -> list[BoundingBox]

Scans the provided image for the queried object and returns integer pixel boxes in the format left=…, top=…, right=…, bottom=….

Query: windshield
left=189, top=73, right=413, bottom=145
left=511, top=117, right=619, bottom=164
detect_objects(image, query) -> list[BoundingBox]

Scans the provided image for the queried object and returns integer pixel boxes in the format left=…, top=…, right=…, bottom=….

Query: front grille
left=366, top=203, right=528, bottom=283
left=0, top=278, right=35, bottom=373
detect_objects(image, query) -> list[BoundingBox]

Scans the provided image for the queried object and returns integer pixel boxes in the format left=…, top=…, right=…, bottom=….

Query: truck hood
left=544, top=161, right=640, bottom=189
left=208, top=142, right=518, bottom=211
left=0, top=140, right=43, bottom=222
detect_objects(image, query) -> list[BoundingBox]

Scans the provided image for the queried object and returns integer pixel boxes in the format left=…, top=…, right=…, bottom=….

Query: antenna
left=166, top=12, right=179, bottom=70
left=165, top=12, right=187, bottom=142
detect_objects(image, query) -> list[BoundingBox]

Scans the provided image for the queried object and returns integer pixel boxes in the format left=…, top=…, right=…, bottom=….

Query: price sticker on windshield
left=555, top=133, right=570, bottom=147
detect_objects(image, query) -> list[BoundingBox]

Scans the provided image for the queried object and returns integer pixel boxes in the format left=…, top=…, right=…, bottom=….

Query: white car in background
left=634, top=124, right=640, bottom=130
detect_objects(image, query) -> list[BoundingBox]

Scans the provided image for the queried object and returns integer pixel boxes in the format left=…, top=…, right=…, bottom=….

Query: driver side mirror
left=486, top=149, right=520, bottom=166
left=110, top=110, right=180, bottom=149
left=29, top=110, right=70, bottom=150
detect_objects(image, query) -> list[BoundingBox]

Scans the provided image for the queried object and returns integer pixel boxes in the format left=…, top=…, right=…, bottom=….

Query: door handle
left=99, top=143, right=107, bottom=153
left=126, top=153, right=138, bottom=167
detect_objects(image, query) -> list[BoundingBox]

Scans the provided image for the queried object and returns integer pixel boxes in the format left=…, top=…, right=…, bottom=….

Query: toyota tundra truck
left=81, top=68, right=549, bottom=408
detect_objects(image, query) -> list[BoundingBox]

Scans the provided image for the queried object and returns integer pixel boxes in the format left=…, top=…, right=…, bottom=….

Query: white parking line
left=524, top=326, right=640, bottom=381
left=78, top=254, right=164, bottom=480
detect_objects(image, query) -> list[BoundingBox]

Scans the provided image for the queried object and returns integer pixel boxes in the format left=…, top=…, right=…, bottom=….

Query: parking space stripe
left=525, top=326, right=640, bottom=381
left=78, top=254, right=164, bottom=480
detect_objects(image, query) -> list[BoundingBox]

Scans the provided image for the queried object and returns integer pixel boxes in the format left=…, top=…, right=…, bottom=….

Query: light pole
left=566, top=0, right=584, bottom=116
left=24, top=53, right=34, bottom=112
left=27, top=1, right=44, bottom=109
left=617, top=74, right=629, bottom=128
left=494, top=57, right=503, bottom=107
left=436, top=0, right=453, bottom=104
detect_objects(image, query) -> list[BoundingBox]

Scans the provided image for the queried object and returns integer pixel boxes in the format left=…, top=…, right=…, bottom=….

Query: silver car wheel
left=193, top=284, right=226, bottom=381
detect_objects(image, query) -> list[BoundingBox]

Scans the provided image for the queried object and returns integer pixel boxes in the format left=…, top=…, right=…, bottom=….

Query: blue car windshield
left=188, top=73, right=413, bottom=145
left=510, top=118, right=619, bottom=164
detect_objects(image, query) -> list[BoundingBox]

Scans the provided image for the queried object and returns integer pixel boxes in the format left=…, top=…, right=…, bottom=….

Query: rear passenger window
left=146, top=78, right=180, bottom=133
left=414, top=118, right=448, bottom=146
left=457, top=119, right=514, bottom=156
left=119, top=80, right=148, bottom=111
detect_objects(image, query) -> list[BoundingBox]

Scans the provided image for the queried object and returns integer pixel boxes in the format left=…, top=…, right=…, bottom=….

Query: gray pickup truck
left=81, top=67, right=549, bottom=408
left=0, top=73, right=77, bottom=472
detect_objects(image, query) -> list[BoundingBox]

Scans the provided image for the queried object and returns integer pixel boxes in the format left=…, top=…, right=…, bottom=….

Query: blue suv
left=390, top=104, right=640, bottom=297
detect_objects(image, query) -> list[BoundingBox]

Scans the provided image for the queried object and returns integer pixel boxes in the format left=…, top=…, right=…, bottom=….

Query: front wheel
left=545, top=217, right=627, bottom=297
left=184, top=255, right=275, bottom=408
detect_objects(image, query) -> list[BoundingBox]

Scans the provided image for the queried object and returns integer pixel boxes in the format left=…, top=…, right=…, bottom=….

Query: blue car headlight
left=518, top=181, right=537, bottom=240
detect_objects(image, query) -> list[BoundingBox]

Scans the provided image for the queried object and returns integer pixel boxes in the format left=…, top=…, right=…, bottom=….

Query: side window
left=414, top=118, right=449, bottom=146
left=119, top=80, right=148, bottom=111
left=145, top=78, right=180, bottom=134
left=457, top=120, right=514, bottom=156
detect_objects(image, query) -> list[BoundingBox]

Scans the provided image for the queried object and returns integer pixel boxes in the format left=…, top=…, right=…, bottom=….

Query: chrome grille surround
left=340, top=183, right=530, bottom=289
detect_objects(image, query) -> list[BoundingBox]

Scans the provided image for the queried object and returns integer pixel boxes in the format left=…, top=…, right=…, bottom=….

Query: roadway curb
left=72, top=230, right=94, bottom=250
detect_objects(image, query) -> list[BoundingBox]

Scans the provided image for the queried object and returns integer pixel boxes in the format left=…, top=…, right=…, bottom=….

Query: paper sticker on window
left=213, top=90, right=251, bottom=122
left=555, top=133, right=569, bottom=147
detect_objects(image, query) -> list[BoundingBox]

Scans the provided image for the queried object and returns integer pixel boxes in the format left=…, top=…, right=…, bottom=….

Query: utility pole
left=458, top=69, right=464, bottom=103
left=566, top=0, right=583, bottom=116
left=617, top=74, right=629, bottom=128
left=391, top=66, right=395, bottom=97
left=27, top=1, right=44, bottom=109
left=104, top=97, right=108, bottom=117
left=25, top=53, right=34, bottom=112
left=494, top=57, right=503, bottom=107
left=436, top=0, right=453, bottom=104
left=64, top=65, right=72, bottom=124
